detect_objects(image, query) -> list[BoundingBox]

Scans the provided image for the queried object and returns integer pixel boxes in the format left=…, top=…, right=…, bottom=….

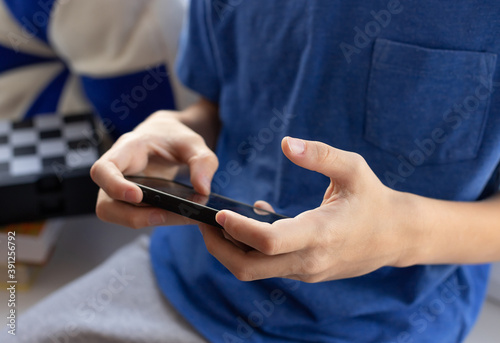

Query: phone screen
left=125, top=176, right=288, bottom=225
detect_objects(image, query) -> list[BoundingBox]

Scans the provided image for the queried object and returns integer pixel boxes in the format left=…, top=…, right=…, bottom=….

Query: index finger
left=216, top=210, right=313, bottom=255
left=90, top=157, right=143, bottom=204
left=199, top=223, right=301, bottom=281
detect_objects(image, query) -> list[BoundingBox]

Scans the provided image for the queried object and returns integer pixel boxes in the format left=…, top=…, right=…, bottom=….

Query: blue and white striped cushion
left=0, top=0, right=189, bottom=138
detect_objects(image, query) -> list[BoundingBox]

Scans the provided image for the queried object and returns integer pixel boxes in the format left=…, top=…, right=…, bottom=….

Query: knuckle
left=187, top=131, right=205, bottom=145
left=188, top=145, right=218, bottom=170
left=102, top=182, right=121, bottom=200
left=149, top=110, right=168, bottom=119
left=300, top=253, right=324, bottom=275
left=115, top=131, right=135, bottom=145
left=232, top=267, right=254, bottom=282
left=315, top=144, right=334, bottom=165
left=95, top=190, right=111, bottom=220
left=348, top=152, right=366, bottom=175
left=128, top=214, right=146, bottom=229
left=198, top=150, right=218, bottom=166
left=89, top=161, right=100, bottom=181
left=115, top=132, right=147, bottom=151
left=259, top=232, right=282, bottom=255
left=95, top=202, right=107, bottom=222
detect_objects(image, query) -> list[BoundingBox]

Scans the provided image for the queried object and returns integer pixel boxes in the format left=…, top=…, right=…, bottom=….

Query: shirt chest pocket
left=364, top=38, right=497, bottom=165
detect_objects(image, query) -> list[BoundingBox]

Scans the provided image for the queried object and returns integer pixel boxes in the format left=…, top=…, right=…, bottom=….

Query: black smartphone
left=125, top=176, right=288, bottom=228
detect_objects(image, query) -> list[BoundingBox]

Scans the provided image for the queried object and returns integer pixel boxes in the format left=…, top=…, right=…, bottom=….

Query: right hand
left=90, top=110, right=219, bottom=228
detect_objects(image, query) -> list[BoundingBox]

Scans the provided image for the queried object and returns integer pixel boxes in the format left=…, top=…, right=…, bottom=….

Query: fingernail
left=125, top=190, right=138, bottom=203
left=287, top=137, right=305, bottom=155
left=216, top=212, right=226, bottom=227
left=149, top=212, right=166, bottom=226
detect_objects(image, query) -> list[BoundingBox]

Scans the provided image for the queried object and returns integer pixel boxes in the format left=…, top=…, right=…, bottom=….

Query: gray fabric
left=5, top=235, right=208, bottom=343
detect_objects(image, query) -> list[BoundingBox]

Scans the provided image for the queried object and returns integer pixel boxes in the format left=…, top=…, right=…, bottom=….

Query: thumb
left=281, top=137, right=364, bottom=183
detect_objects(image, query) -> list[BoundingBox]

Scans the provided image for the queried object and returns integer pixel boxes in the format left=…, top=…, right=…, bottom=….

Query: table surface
left=0, top=215, right=499, bottom=342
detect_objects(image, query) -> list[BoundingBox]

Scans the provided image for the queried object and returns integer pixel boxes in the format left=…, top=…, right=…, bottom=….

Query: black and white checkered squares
left=0, top=114, right=99, bottom=178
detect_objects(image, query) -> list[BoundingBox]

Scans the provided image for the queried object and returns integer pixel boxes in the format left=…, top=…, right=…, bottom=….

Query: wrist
left=387, top=190, right=428, bottom=268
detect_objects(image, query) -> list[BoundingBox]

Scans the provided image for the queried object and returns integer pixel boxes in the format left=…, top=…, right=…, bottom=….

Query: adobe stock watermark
left=110, top=65, right=170, bottom=122
left=339, top=0, right=403, bottom=64
left=7, top=0, right=74, bottom=52
left=384, top=76, right=500, bottom=188
left=28, top=267, right=137, bottom=343
left=211, top=107, right=296, bottom=194
left=222, top=278, right=300, bottom=342
left=388, top=274, right=468, bottom=343
left=221, top=245, right=334, bottom=342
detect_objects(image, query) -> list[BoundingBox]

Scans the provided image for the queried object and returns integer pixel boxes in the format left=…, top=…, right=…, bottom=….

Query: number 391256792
left=7, top=232, right=16, bottom=279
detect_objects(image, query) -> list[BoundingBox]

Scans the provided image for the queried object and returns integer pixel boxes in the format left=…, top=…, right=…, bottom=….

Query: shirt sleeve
left=175, top=0, right=221, bottom=103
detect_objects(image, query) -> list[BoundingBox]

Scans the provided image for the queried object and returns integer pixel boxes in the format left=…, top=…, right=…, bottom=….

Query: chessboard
left=0, top=114, right=101, bottom=224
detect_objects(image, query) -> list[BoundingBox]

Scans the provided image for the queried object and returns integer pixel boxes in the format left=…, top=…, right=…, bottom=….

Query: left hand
left=199, top=137, right=413, bottom=282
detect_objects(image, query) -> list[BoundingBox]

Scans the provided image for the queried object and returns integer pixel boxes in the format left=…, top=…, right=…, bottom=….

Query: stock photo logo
left=339, top=0, right=403, bottom=64
left=222, top=279, right=300, bottom=342
left=4, top=0, right=58, bottom=52
left=110, top=65, right=171, bottom=122
left=382, top=75, right=499, bottom=188
left=25, top=267, right=136, bottom=343
left=388, top=275, right=469, bottom=343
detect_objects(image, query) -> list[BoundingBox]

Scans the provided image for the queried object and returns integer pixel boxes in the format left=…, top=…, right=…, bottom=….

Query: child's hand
left=199, top=137, right=412, bottom=282
left=91, top=110, right=219, bottom=228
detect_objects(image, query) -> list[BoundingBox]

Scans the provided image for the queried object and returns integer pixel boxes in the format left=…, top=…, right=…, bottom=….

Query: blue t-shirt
left=150, top=1, right=500, bottom=342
